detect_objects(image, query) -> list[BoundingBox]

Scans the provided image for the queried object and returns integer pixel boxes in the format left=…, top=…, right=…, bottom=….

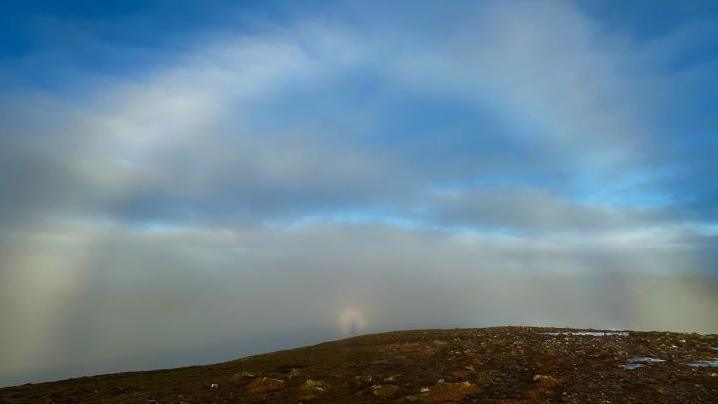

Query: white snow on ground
left=621, top=363, right=645, bottom=370
left=542, top=331, right=629, bottom=337
left=628, top=357, right=666, bottom=364
left=621, top=356, right=665, bottom=369
left=686, top=359, right=718, bottom=368
left=686, top=349, right=718, bottom=368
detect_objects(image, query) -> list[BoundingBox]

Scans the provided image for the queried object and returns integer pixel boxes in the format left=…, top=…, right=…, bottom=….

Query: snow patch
left=628, top=357, right=665, bottom=364
left=621, top=363, right=645, bottom=370
left=621, top=357, right=665, bottom=370
left=542, top=331, right=629, bottom=337
left=686, top=359, right=718, bottom=368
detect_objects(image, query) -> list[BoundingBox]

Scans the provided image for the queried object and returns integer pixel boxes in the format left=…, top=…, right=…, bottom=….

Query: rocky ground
left=1, top=327, right=718, bottom=403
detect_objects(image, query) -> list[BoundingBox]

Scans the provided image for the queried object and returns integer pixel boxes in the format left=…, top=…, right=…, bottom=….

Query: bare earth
left=2, top=327, right=718, bottom=403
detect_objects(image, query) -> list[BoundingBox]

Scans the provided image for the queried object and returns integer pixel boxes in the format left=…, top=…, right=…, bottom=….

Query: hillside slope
left=1, top=327, right=717, bottom=403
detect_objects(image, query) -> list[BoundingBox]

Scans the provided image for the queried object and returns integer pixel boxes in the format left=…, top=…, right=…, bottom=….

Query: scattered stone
left=246, top=377, right=285, bottom=394
left=6, top=327, right=718, bottom=403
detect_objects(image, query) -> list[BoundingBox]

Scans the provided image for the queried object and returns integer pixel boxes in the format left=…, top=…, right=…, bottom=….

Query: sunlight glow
left=337, top=308, right=367, bottom=336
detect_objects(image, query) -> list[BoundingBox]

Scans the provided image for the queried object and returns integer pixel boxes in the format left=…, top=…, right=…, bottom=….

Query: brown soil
left=1, top=327, right=717, bottom=403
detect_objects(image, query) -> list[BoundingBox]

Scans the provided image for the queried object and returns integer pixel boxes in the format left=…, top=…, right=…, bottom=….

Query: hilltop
left=1, top=327, right=717, bottom=403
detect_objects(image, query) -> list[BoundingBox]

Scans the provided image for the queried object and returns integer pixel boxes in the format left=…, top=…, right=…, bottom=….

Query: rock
left=351, top=375, right=374, bottom=390
left=301, top=379, right=328, bottom=393
left=246, top=377, right=286, bottom=394
left=287, top=368, right=302, bottom=381
left=383, top=375, right=399, bottom=382
left=407, top=381, right=479, bottom=402
left=231, top=371, right=256, bottom=382
left=300, top=379, right=329, bottom=401
left=526, top=374, right=560, bottom=398
left=371, top=384, right=400, bottom=398
left=533, top=374, right=558, bottom=385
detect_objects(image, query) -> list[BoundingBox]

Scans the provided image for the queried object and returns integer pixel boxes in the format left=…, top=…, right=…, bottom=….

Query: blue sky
left=1, top=0, right=718, bottom=386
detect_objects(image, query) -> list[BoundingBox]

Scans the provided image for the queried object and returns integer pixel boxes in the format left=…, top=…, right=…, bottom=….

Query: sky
left=1, top=0, right=718, bottom=386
